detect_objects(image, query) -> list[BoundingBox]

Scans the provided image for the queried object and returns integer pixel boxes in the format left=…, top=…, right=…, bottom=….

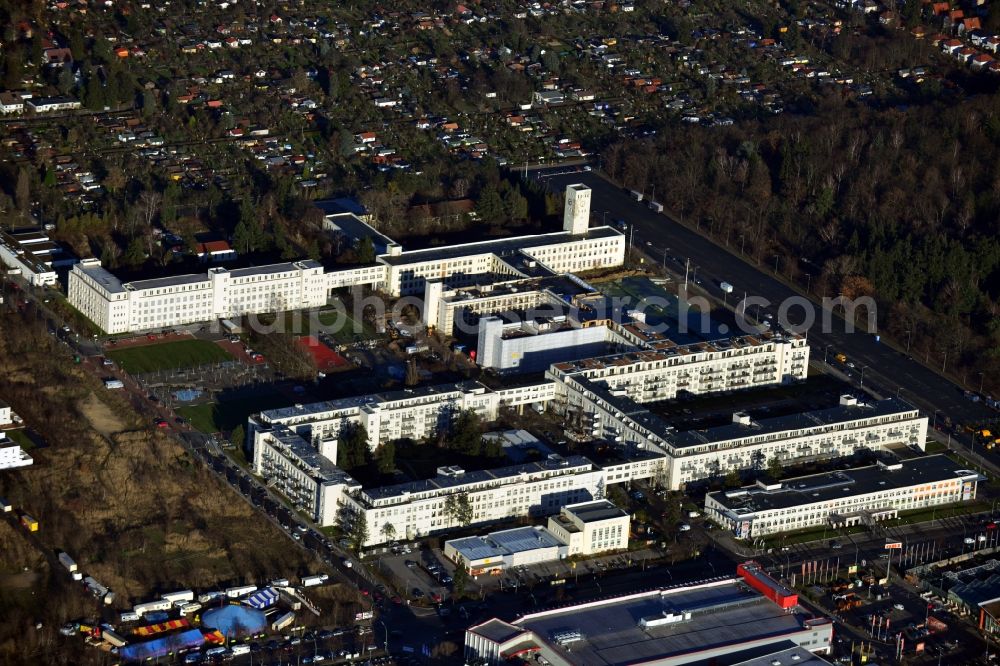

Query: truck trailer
left=161, top=590, right=195, bottom=605
left=58, top=552, right=78, bottom=573
left=301, top=574, right=329, bottom=587
left=271, top=611, right=295, bottom=632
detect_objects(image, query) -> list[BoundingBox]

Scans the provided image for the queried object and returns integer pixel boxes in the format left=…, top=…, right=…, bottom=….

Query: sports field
left=107, top=339, right=234, bottom=374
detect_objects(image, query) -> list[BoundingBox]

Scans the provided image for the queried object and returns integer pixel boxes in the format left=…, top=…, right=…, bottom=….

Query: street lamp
left=859, top=366, right=866, bottom=390
left=980, top=372, right=985, bottom=395
left=824, top=344, right=832, bottom=364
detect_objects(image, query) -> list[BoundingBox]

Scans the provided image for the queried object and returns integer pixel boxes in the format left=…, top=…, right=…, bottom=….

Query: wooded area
left=602, top=96, right=1000, bottom=396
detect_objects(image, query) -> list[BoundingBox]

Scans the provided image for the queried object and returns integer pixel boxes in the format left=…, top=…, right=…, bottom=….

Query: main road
left=534, top=167, right=996, bottom=444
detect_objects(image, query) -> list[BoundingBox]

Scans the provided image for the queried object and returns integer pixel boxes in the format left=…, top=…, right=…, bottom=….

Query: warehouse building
left=465, top=575, right=833, bottom=666
left=445, top=526, right=567, bottom=575
left=705, top=455, right=981, bottom=539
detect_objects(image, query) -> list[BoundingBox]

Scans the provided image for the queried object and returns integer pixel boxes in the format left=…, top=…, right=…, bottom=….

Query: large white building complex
left=705, top=455, right=981, bottom=539
left=465, top=574, right=834, bottom=666
left=69, top=259, right=328, bottom=334
left=67, top=184, right=626, bottom=333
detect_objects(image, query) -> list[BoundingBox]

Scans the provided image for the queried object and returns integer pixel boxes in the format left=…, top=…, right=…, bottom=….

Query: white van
left=231, top=644, right=250, bottom=656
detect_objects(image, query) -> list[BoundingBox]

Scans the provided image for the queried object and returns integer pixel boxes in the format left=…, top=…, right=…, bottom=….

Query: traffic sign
left=885, top=541, right=902, bottom=550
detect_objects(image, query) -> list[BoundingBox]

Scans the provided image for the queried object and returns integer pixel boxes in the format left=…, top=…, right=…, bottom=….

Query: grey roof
left=468, top=618, right=523, bottom=644
left=265, top=426, right=357, bottom=486
left=488, top=526, right=563, bottom=553
left=128, top=272, right=210, bottom=290
left=667, top=397, right=918, bottom=450
left=261, top=381, right=484, bottom=422
left=361, top=454, right=593, bottom=502
left=709, top=455, right=982, bottom=516
left=378, top=227, right=622, bottom=267
left=77, top=262, right=125, bottom=293
left=514, top=579, right=829, bottom=666
left=448, top=536, right=506, bottom=562
left=562, top=500, right=628, bottom=523
left=229, top=260, right=322, bottom=278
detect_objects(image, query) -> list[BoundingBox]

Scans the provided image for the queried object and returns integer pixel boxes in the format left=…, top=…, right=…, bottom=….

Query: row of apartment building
left=248, top=342, right=928, bottom=546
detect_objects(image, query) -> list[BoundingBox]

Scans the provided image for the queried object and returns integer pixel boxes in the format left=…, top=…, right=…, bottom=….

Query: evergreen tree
left=476, top=185, right=504, bottom=224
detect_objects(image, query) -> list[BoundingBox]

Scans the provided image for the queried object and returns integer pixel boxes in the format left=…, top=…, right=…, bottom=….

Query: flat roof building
left=465, top=576, right=833, bottom=665
left=445, top=526, right=567, bottom=575
left=546, top=499, right=630, bottom=557
left=706, top=455, right=981, bottom=539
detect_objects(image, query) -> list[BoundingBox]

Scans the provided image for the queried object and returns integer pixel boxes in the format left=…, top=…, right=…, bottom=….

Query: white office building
left=68, top=258, right=328, bottom=334
left=705, top=455, right=981, bottom=539
left=546, top=499, right=630, bottom=556
left=0, top=437, right=33, bottom=470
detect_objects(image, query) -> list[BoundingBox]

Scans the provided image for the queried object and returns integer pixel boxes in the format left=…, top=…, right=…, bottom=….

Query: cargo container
left=20, top=513, right=38, bottom=531
left=133, top=599, right=173, bottom=616
left=101, top=628, right=128, bottom=648
left=0, top=497, right=11, bottom=512
left=301, top=574, right=329, bottom=587
left=103, top=379, right=124, bottom=389
left=629, top=190, right=643, bottom=202
left=270, top=578, right=290, bottom=588
left=58, top=552, right=78, bottom=573
left=737, top=561, right=798, bottom=609
left=271, top=611, right=295, bottom=632
left=83, top=576, right=107, bottom=597
left=161, top=590, right=195, bottom=605
left=198, top=591, right=225, bottom=604
left=225, top=584, right=257, bottom=598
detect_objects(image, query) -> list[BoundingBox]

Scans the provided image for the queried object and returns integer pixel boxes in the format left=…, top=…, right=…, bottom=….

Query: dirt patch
left=78, top=392, right=127, bottom=438
left=0, top=572, right=40, bottom=589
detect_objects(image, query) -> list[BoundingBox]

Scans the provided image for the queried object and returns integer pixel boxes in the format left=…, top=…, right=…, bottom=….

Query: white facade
left=444, top=526, right=568, bottom=574
left=563, top=184, right=591, bottom=235
left=0, top=235, right=58, bottom=287
left=546, top=500, right=630, bottom=556
left=250, top=425, right=360, bottom=525
left=663, top=396, right=927, bottom=490
left=477, top=316, right=625, bottom=374
left=0, top=402, right=12, bottom=426
left=341, top=455, right=604, bottom=546
left=0, top=438, right=33, bottom=470
left=68, top=258, right=328, bottom=334
left=548, top=332, right=810, bottom=404
left=258, top=381, right=501, bottom=450
left=705, top=455, right=980, bottom=539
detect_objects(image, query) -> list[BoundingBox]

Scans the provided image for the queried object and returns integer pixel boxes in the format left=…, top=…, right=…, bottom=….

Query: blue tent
left=244, top=587, right=278, bottom=609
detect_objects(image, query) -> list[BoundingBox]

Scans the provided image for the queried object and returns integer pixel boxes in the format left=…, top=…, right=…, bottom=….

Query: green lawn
left=5, top=429, right=36, bottom=451
left=107, top=339, right=233, bottom=374
left=317, top=311, right=377, bottom=343
left=176, top=393, right=291, bottom=435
